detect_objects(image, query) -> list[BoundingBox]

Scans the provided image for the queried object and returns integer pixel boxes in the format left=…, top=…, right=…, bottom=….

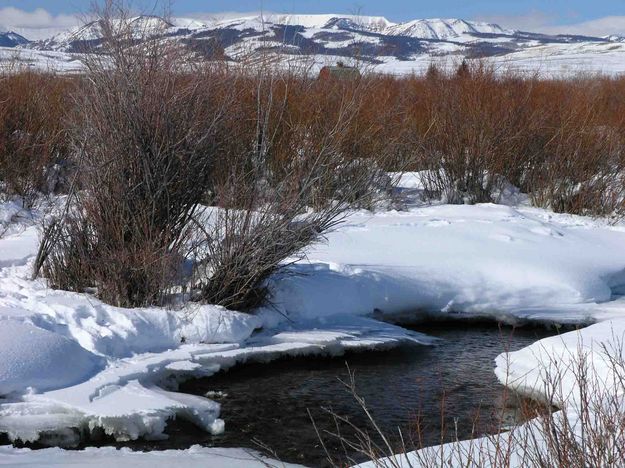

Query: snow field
left=269, top=203, right=625, bottom=324
left=3, top=172, right=625, bottom=465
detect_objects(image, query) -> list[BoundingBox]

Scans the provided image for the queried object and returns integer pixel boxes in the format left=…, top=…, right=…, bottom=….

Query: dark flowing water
left=72, top=323, right=554, bottom=467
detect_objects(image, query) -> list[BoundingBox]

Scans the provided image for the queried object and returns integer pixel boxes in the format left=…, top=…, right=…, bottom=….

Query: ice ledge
left=0, top=315, right=431, bottom=445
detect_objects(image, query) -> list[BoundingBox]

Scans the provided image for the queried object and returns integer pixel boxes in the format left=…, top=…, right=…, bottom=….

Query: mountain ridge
left=0, top=31, right=29, bottom=48
left=15, top=15, right=516, bottom=45
left=3, top=14, right=625, bottom=78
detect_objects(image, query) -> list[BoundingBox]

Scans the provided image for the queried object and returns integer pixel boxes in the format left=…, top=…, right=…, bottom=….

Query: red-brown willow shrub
left=396, top=67, right=625, bottom=215
left=0, top=68, right=72, bottom=207
left=213, top=64, right=625, bottom=220
left=525, top=79, right=625, bottom=216
left=34, top=6, right=231, bottom=307
left=402, top=65, right=539, bottom=204
left=192, top=65, right=408, bottom=310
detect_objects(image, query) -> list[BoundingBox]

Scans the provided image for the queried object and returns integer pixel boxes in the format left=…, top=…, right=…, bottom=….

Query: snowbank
left=0, top=314, right=429, bottom=444
left=0, top=268, right=262, bottom=360
left=0, top=445, right=303, bottom=467
left=495, top=317, right=625, bottom=405
left=0, top=320, right=102, bottom=395
left=357, top=319, right=625, bottom=468
left=269, top=203, right=625, bottom=325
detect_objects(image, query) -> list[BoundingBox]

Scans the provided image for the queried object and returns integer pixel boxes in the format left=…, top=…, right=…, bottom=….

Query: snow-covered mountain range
left=18, top=15, right=569, bottom=54
left=3, top=14, right=625, bottom=77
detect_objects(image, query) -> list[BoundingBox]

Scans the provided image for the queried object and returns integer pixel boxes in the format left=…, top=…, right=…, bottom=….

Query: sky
left=2, top=0, right=625, bottom=37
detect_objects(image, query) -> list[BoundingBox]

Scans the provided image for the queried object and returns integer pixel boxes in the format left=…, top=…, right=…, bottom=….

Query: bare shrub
left=192, top=67, right=405, bottom=310
left=35, top=3, right=229, bottom=307
left=0, top=69, right=71, bottom=207
left=526, top=80, right=625, bottom=217
left=386, top=70, right=625, bottom=216
left=414, top=64, right=538, bottom=204
left=35, top=3, right=403, bottom=311
left=509, top=336, right=625, bottom=468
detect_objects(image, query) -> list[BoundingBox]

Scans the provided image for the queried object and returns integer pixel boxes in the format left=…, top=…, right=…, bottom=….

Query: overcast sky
left=3, top=0, right=625, bottom=36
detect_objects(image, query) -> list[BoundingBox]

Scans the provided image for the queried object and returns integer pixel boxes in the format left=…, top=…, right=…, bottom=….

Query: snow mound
left=0, top=320, right=102, bottom=396
left=0, top=264, right=262, bottom=359
left=0, top=445, right=304, bottom=467
left=1, top=290, right=262, bottom=358
left=267, top=203, right=625, bottom=325
left=495, top=318, right=625, bottom=405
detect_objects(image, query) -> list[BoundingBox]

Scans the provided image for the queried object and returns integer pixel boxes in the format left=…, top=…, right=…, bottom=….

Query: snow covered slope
left=35, top=16, right=172, bottom=52
left=0, top=31, right=29, bottom=48
left=384, top=18, right=511, bottom=40
left=249, top=13, right=394, bottom=30
left=0, top=46, right=84, bottom=73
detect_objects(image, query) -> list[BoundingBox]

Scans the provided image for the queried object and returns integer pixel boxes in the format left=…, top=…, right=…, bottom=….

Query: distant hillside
left=0, top=31, right=29, bottom=48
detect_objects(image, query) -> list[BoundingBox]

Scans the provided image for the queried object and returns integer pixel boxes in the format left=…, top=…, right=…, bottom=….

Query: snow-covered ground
left=2, top=174, right=625, bottom=466
left=269, top=204, right=625, bottom=326
left=10, top=44, right=625, bottom=78
left=371, top=40, right=625, bottom=78
left=0, top=445, right=304, bottom=467
left=0, top=46, right=84, bottom=73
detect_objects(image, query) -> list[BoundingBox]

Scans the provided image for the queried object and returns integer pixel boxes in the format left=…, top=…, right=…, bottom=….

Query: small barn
left=318, top=62, right=361, bottom=80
